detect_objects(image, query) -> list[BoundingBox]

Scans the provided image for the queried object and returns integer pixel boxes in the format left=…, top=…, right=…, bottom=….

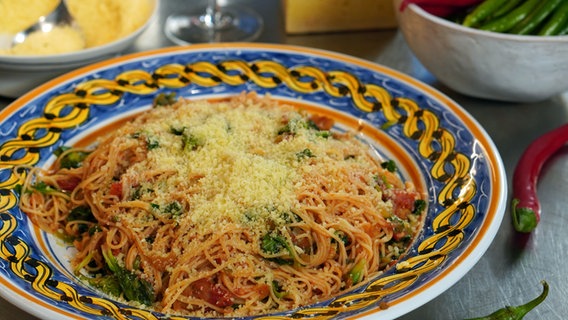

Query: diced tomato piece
left=191, top=278, right=235, bottom=308
left=109, top=182, right=122, bottom=198
left=393, top=231, right=409, bottom=241
left=56, top=176, right=81, bottom=192
left=291, top=228, right=311, bottom=252
left=392, top=190, right=417, bottom=219
left=309, top=114, right=334, bottom=130
left=233, top=283, right=270, bottom=300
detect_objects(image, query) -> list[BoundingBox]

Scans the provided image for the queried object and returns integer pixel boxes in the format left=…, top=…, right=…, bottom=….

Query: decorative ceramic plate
left=0, top=43, right=506, bottom=320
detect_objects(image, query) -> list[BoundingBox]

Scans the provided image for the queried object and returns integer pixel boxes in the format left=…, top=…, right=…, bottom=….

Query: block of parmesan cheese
left=284, top=0, right=398, bottom=34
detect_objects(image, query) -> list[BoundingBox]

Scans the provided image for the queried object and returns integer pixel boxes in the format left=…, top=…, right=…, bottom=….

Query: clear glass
left=164, top=0, right=264, bottom=45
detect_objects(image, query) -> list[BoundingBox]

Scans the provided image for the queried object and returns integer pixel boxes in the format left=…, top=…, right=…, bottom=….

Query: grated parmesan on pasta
left=17, top=92, right=425, bottom=317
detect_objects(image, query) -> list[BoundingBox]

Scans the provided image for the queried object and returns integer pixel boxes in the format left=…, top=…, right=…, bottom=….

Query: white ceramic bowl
left=394, top=0, right=568, bottom=102
left=0, top=0, right=158, bottom=98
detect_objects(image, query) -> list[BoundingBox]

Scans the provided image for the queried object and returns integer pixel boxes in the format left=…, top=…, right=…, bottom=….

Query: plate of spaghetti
left=0, top=43, right=506, bottom=320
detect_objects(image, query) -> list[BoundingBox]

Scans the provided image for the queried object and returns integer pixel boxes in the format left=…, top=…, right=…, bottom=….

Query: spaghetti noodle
left=16, top=92, right=425, bottom=317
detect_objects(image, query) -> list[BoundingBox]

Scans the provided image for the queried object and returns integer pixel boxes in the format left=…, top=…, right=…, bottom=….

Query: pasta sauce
left=17, top=93, right=425, bottom=316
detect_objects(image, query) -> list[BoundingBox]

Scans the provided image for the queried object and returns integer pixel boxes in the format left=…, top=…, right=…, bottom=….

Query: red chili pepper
left=511, top=123, right=568, bottom=233
left=399, top=0, right=483, bottom=17
left=419, top=4, right=462, bottom=17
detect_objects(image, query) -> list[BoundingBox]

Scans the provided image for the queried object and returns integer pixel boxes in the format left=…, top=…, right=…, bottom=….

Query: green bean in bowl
left=461, top=0, right=568, bottom=35
left=395, top=0, right=568, bottom=102
left=400, top=0, right=568, bottom=36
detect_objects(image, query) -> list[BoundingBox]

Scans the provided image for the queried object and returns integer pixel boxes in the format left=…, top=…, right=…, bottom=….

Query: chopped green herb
left=381, top=159, right=397, bottom=173
left=278, top=118, right=323, bottom=136
left=387, top=216, right=414, bottom=245
left=67, top=205, right=96, bottom=234
left=261, top=232, right=288, bottom=254
left=296, top=148, right=315, bottom=159
left=261, top=231, right=297, bottom=265
left=397, top=234, right=412, bottom=244
left=280, top=211, right=301, bottom=224
left=131, top=186, right=144, bottom=200
left=130, top=131, right=160, bottom=149
left=133, top=256, right=142, bottom=270
left=315, top=131, right=331, bottom=139
left=53, top=146, right=89, bottom=169
left=147, top=137, right=160, bottom=150
left=74, top=251, right=94, bottom=275
left=388, top=216, right=408, bottom=233
left=88, top=225, right=102, bottom=236
left=150, top=202, right=183, bottom=218
left=374, top=174, right=392, bottom=190
left=53, top=145, right=71, bottom=157
left=170, top=125, right=186, bottom=136
left=163, top=201, right=183, bottom=218
left=348, top=259, right=366, bottom=285
left=277, top=123, right=293, bottom=135
left=271, top=281, right=287, bottom=299
left=55, top=231, right=76, bottom=243
left=101, top=248, right=155, bottom=305
left=32, top=181, right=57, bottom=195
left=334, top=230, right=351, bottom=245
left=306, top=119, right=321, bottom=130
left=153, top=92, right=177, bottom=107
left=412, top=199, right=427, bottom=215
left=68, top=205, right=94, bottom=222
left=131, top=186, right=154, bottom=200
left=182, top=132, right=202, bottom=151
left=85, top=274, right=122, bottom=298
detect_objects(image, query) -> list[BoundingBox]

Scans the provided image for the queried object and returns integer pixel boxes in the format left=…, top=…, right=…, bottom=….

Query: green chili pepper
left=559, top=18, right=568, bottom=34
left=487, top=0, right=524, bottom=20
left=462, top=0, right=509, bottom=27
left=479, top=0, right=541, bottom=33
left=511, top=0, right=564, bottom=35
left=538, top=0, right=568, bottom=35
left=464, top=281, right=548, bottom=320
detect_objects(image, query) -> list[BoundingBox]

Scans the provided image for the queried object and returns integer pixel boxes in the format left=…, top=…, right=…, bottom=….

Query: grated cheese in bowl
left=0, top=0, right=154, bottom=56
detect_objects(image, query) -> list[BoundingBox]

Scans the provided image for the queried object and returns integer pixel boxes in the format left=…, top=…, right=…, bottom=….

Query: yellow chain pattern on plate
left=0, top=59, right=476, bottom=319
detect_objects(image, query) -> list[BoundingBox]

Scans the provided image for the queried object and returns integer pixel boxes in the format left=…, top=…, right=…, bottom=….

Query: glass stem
left=202, top=0, right=231, bottom=30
